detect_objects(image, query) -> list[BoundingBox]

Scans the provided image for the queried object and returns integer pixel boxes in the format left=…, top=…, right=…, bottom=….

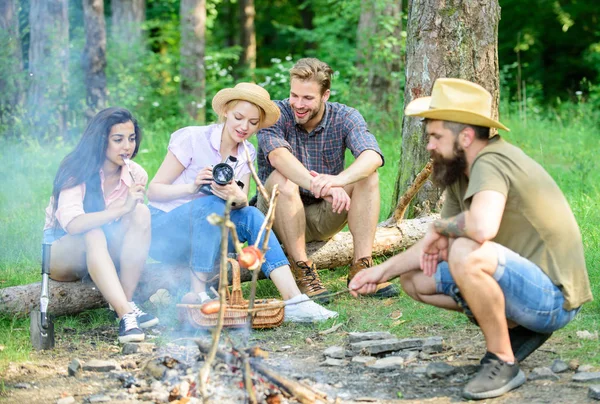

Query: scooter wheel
left=30, top=310, right=55, bottom=350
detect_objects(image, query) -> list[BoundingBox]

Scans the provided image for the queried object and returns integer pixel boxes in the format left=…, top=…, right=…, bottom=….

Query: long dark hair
left=51, top=107, right=142, bottom=219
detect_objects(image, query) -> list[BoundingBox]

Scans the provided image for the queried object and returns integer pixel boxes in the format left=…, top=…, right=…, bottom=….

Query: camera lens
left=212, top=163, right=234, bottom=185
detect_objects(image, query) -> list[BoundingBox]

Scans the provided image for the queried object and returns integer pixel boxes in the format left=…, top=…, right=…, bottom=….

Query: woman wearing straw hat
left=147, top=83, right=338, bottom=323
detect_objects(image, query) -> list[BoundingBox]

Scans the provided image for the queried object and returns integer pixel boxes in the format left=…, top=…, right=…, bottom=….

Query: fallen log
left=0, top=216, right=433, bottom=317
left=1, top=162, right=436, bottom=318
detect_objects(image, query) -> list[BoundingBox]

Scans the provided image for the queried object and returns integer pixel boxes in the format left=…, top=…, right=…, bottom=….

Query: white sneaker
left=284, top=294, right=339, bottom=323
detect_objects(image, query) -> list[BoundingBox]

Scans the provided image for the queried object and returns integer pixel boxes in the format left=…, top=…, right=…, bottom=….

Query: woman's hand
left=190, top=166, right=214, bottom=194
left=211, top=180, right=248, bottom=207
left=122, top=184, right=146, bottom=214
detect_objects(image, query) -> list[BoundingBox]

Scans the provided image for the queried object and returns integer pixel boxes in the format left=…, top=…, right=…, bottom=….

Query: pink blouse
left=43, top=161, right=148, bottom=231
left=149, top=124, right=256, bottom=213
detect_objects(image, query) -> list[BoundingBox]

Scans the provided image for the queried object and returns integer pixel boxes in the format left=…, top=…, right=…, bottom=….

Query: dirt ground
left=1, top=323, right=597, bottom=404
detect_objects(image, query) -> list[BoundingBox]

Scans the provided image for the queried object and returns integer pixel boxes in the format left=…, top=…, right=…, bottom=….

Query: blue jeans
left=149, top=196, right=288, bottom=278
left=434, top=242, right=580, bottom=334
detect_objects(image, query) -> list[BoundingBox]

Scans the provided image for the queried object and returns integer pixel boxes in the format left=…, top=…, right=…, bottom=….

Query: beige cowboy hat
left=405, top=78, right=510, bottom=132
left=212, top=82, right=281, bottom=129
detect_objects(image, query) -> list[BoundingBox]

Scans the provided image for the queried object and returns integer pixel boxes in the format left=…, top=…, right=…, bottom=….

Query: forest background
left=0, top=0, right=599, bottom=369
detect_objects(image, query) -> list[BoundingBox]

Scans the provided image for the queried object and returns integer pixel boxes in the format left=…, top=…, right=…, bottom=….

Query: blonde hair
left=220, top=99, right=266, bottom=127
left=289, top=58, right=333, bottom=95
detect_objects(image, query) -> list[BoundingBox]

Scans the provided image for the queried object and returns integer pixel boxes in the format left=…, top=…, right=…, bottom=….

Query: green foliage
left=2, top=102, right=600, bottom=370
left=1, top=0, right=600, bottom=373
left=499, top=0, right=600, bottom=102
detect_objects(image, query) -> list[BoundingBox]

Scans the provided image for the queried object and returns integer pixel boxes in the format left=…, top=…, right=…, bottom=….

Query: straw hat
left=405, top=78, right=509, bottom=133
left=212, top=83, right=281, bottom=129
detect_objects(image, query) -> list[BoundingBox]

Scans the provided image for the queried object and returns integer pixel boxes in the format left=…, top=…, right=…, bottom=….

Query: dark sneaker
left=118, top=312, right=145, bottom=344
left=129, top=301, right=159, bottom=329
left=348, top=257, right=400, bottom=298
left=290, top=260, right=331, bottom=304
left=509, top=326, right=553, bottom=362
left=463, top=351, right=526, bottom=400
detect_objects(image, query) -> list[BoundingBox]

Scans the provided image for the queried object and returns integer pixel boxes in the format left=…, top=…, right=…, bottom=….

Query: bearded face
left=430, top=136, right=467, bottom=188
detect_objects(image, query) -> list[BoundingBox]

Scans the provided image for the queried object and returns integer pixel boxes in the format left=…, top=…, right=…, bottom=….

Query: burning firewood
left=195, top=339, right=330, bottom=404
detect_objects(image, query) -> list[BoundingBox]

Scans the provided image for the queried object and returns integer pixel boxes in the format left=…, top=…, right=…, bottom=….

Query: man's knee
left=265, top=170, right=299, bottom=196
left=448, top=237, right=497, bottom=279
left=399, top=270, right=432, bottom=303
left=363, top=170, right=379, bottom=188
left=399, top=272, right=418, bottom=300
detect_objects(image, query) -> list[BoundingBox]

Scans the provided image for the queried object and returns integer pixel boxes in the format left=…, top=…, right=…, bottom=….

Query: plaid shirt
left=257, top=99, right=384, bottom=203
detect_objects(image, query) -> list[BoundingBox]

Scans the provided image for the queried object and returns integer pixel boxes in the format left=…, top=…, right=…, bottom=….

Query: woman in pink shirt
left=147, top=83, right=337, bottom=323
left=44, top=107, right=158, bottom=343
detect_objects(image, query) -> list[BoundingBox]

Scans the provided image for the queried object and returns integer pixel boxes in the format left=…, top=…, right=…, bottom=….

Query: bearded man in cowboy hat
left=349, top=78, right=592, bottom=400
left=256, top=57, right=399, bottom=303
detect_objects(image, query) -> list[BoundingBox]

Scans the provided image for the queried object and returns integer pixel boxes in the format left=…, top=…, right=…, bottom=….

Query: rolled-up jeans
left=434, top=242, right=580, bottom=334
left=149, top=195, right=288, bottom=278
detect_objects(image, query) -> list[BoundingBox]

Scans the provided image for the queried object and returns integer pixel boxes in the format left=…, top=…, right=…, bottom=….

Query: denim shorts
left=434, top=242, right=580, bottom=333
left=43, top=228, right=68, bottom=244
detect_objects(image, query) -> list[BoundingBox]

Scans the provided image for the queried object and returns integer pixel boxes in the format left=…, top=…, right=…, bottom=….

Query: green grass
left=1, top=107, right=599, bottom=371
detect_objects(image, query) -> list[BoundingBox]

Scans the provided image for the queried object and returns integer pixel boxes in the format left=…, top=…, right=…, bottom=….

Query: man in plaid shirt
left=256, top=58, right=399, bottom=302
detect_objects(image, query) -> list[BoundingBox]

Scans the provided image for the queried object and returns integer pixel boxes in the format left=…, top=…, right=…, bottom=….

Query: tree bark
left=180, top=0, right=206, bottom=122
left=0, top=217, right=433, bottom=317
left=82, top=0, right=107, bottom=117
left=27, top=0, right=69, bottom=139
left=355, top=0, right=403, bottom=112
left=110, top=0, right=145, bottom=46
left=392, top=0, right=501, bottom=218
left=0, top=0, right=24, bottom=123
left=239, top=0, right=256, bottom=71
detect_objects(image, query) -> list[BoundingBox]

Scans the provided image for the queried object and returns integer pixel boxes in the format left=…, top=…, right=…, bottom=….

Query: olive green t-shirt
left=441, top=136, right=592, bottom=310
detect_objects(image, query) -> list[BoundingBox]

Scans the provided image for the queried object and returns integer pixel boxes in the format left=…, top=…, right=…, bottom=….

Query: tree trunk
left=27, top=0, right=69, bottom=139
left=355, top=0, right=403, bottom=112
left=180, top=0, right=206, bottom=122
left=0, top=0, right=24, bottom=125
left=224, top=0, right=237, bottom=48
left=239, top=0, right=256, bottom=71
left=0, top=217, right=433, bottom=317
left=110, top=0, right=145, bottom=46
left=392, top=0, right=501, bottom=218
left=82, top=0, right=107, bottom=117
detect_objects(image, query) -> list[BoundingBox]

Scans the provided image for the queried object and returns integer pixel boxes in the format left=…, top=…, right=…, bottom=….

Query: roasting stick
left=247, top=184, right=279, bottom=328
left=199, top=197, right=234, bottom=400
left=177, top=288, right=354, bottom=312
left=243, top=142, right=270, bottom=204
left=121, top=155, right=137, bottom=183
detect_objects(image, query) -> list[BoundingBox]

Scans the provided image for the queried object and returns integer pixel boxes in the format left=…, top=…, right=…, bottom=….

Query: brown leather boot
left=290, top=260, right=331, bottom=304
left=348, top=257, right=400, bottom=298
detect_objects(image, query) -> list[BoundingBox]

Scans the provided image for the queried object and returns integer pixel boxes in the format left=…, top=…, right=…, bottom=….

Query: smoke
left=0, top=141, right=63, bottom=271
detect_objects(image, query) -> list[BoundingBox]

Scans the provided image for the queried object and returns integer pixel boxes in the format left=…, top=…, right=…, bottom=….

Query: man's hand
left=310, top=170, right=346, bottom=199
left=420, top=226, right=449, bottom=277
left=309, top=170, right=350, bottom=213
left=323, top=187, right=351, bottom=213
left=348, top=264, right=387, bottom=297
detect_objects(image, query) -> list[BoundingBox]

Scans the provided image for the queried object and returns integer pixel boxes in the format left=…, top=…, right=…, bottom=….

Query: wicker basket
left=179, top=258, right=285, bottom=329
